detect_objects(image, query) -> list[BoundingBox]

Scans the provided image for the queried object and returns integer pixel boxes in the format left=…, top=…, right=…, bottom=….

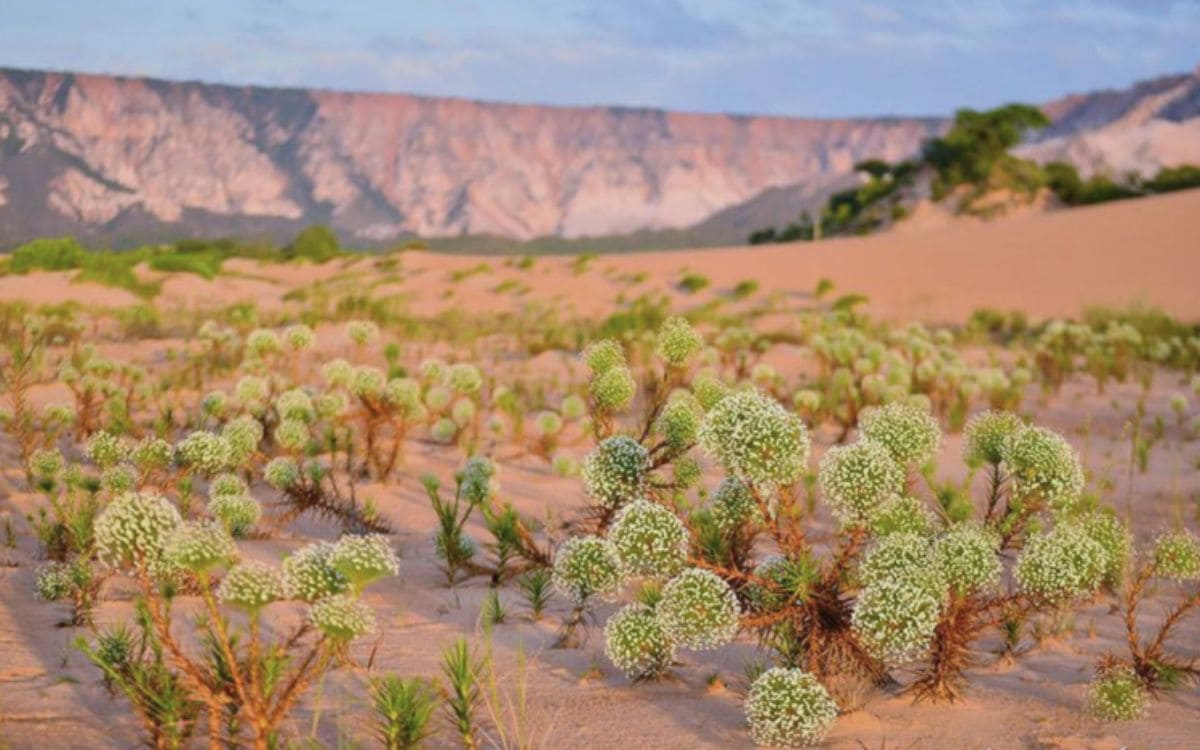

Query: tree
left=284, top=225, right=340, bottom=262
left=923, top=104, right=1050, bottom=190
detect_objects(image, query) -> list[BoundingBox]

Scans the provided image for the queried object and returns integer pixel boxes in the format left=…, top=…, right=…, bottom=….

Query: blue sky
left=1, top=1, right=1198, bottom=117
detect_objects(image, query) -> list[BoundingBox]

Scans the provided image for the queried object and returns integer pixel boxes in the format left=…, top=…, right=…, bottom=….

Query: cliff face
left=0, top=68, right=942, bottom=246
left=1018, top=69, right=1200, bottom=177
left=1, top=66, right=1197, bottom=248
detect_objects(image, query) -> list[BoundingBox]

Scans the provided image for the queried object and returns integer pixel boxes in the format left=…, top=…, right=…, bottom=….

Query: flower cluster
left=223, top=416, right=264, bottom=466
left=175, top=431, right=233, bottom=475
left=691, top=371, right=729, bottom=411
left=1081, top=513, right=1132, bottom=587
left=656, top=390, right=702, bottom=451
left=818, top=441, right=904, bottom=523
left=1152, top=529, right=1200, bottom=581
left=163, top=521, right=237, bottom=574
left=933, top=524, right=1001, bottom=596
left=711, top=476, right=760, bottom=531
left=1086, top=665, right=1148, bottom=721
left=309, top=594, right=377, bottom=641
left=328, top=534, right=401, bottom=593
left=1002, top=426, right=1084, bottom=512
left=95, top=491, right=182, bottom=567
left=207, top=478, right=262, bottom=538
left=608, top=499, right=689, bottom=578
left=447, top=363, right=483, bottom=395
left=655, top=316, right=703, bottom=368
left=962, top=410, right=1023, bottom=466
left=699, top=389, right=810, bottom=489
left=283, top=542, right=349, bottom=601
left=283, top=324, right=315, bottom=351
left=551, top=536, right=623, bottom=605
left=1014, top=523, right=1106, bottom=602
left=86, top=431, right=127, bottom=469
left=867, top=494, right=934, bottom=537
left=345, top=320, right=379, bottom=346
left=581, top=436, right=650, bottom=508
left=582, top=339, right=625, bottom=375
left=264, top=456, right=301, bottom=490
left=603, top=603, right=677, bottom=680
left=655, top=568, right=740, bottom=651
left=858, top=402, right=941, bottom=467
left=851, top=575, right=943, bottom=664
left=858, top=533, right=934, bottom=588
left=458, top=456, right=499, bottom=506
left=744, top=668, right=839, bottom=748
left=590, top=366, right=637, bottom=412
left=217, top=561, right=288, bottom=612
left=245, top=329, right=281, bottom=358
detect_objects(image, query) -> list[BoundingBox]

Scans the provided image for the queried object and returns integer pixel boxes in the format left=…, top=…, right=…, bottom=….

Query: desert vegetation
left=0, top=240, right=1197, bottom=749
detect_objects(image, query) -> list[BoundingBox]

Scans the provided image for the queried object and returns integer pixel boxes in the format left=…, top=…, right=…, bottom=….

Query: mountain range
left=0, top=65, right=1197, bottom=249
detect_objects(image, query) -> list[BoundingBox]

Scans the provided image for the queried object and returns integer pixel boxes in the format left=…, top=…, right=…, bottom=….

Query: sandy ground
left=2, top=189, right=1198, bottom=325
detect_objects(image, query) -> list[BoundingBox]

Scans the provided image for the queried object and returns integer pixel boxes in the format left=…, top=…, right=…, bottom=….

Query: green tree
left=923, top=104, right=1050, bottom=191
left=284, top=225, right=340, bottom=262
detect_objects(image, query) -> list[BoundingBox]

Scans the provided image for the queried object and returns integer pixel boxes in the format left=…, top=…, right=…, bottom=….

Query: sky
left=1, top=1, right=1198, bottom=118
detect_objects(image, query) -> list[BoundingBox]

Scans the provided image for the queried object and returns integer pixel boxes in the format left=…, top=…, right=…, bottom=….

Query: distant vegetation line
left=748, top=103, right=1200, bottom=245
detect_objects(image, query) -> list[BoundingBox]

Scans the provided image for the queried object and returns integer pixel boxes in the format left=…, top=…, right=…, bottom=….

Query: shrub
left=744, top=668, right=838, bottom=747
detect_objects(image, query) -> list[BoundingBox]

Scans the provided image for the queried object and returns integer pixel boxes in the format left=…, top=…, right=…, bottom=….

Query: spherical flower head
left=223, top=416, right=264, bottom=466
left=1081, top=512, right=1132, bottom=587
left=534, top=410, right=564, bottom=437
left=457, top=456, right=498, bottom=506
left=551, top=453, right=578, bottom=477
left=744, top=668, right=839, bottom=748
left=419, top=357, right=448, bottom=384
left=351, top=366, right=386, bottom=400
left=424, top=385, right=452, bottom=412
left=583, top=339, right=625, bottom=376
left=447, top=363, right=483, bottom=395
left=345, top=320, right=379, bottom=346
left=560, top=394, right=587, bottom=421
left=207, top=492, right=262, bottom=538
left=35, top=561, right=80, bottom=601
left=603, top=603, right=677, bottom=681
left=672, top=455, right=702, bottom=489
left=551, top=536, right=623, bottom=605
left=101, top=464, right=137, bottom=494
left=164, top=521, right=237, bottom=574
left=95, top=491, right=182, bottom=568
left=1002, top=426, right=1085, bottom=513
left=656, top=390, right=702, bottom=451
left=699, top=389, right=810, bottom=489
left=274, top=419, right=311, bottom=453
left=711, top=477, right=761, bottom=532
left=431, top=417, right=458, bottom=443
left=210, top=473, right=249, bottom=499
left=792, top=389, right=822, bottom=416
left=384, top=378, right=421, bottom=413
left=283, top=542, right=349, bottom=602
left=246, top=328, right=281, bottom=358
left=867, top=494, right=934, bottom=537
left=235, top=375, right=269, bottom=406
left=963, top=411, right=1023, bottom=467
left=283, top=324, right=315, bottom=351
left=1086, top=665, right=1148, bottom=721
left=590, top=365, right=636, bottom=413
left=1152, top=529, right=1200, bottom=582
left=655, top=568, right=740, bottom=651
left=176, top=431, right=233, bottom=476
left=309, top=594, right=376, bottom=641
left=581, top=436, right=650, bottom=508
left=322, top=358, right=353, bottom=389
left=131, top=436, right=173, bottom=474
left=276, top=389, right=316, bottom=423
left=608, top=499, right=689, bottom=579
left=217, top=561, right=288, bottom=612
left=1015, top=523, right=1106, bottom=602
left=858, top=402, right=941, bottom=467
left=818, top=441, right=904, bottom=524
left=451, top=398, right=476, bottom=427
left=328, top=534, right=400, bottom=592
left=859, top=533, right=935, bottom=589
left=933, top=524, right=1002, bottom=596
left=851, top=575, right=943, bottom=664
left=30, top=448, right=64, bottom=479
left=656, top=316, right=703, bottom=368
left=264, top=456, right=301, bottom=490
left=691, top=371, right=729, bottom=412
left=86, top=431, right=128, bottom=469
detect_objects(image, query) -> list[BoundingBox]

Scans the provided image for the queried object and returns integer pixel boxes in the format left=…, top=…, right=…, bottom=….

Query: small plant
left=441, top=638, right=482, bottom=750
left=517, top=568, right=553, bottom=621
left=369, top=675, right=439, bottom=750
